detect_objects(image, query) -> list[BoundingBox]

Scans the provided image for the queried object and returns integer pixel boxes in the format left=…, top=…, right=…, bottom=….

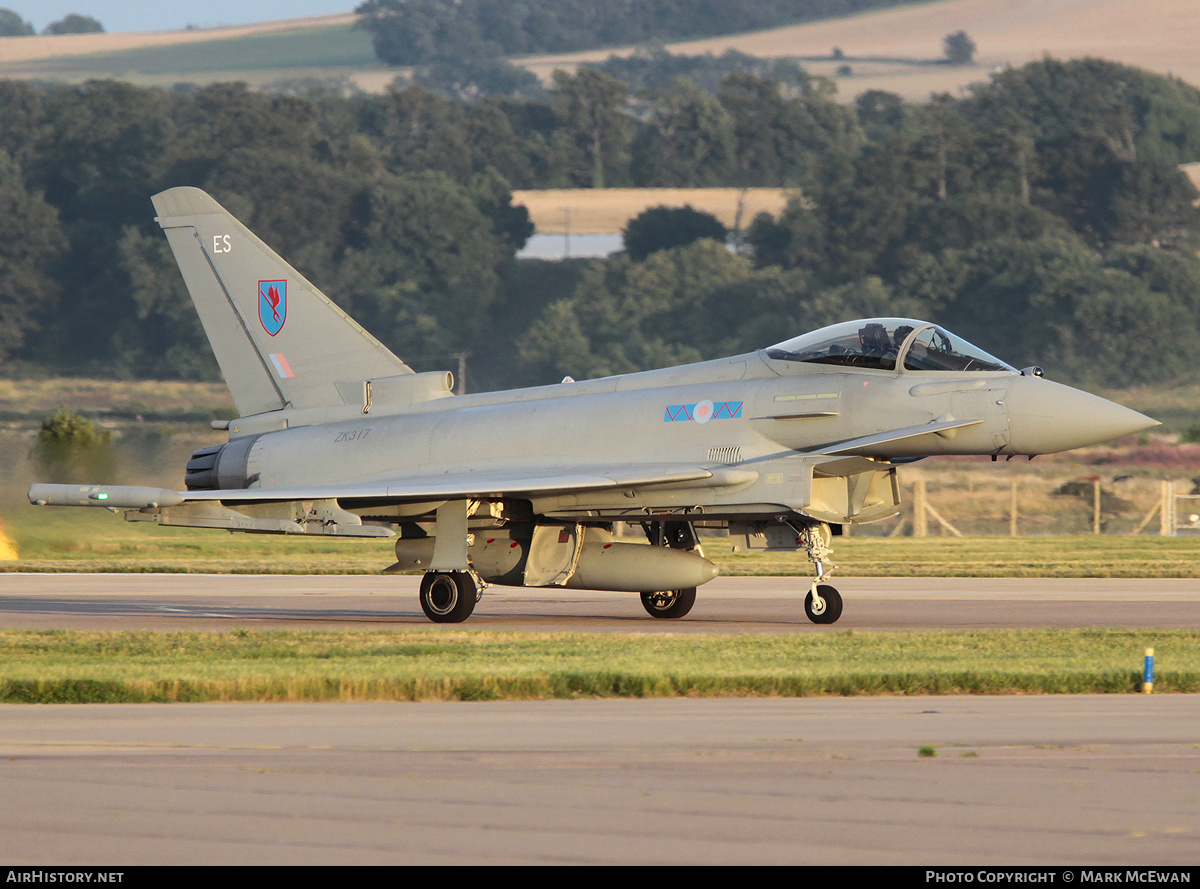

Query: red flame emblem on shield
left=258, top=280, right=287, bottom=336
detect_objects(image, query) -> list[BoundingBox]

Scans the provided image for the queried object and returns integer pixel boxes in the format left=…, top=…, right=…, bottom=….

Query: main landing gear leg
left=638, top=520, right=701, bottom=619
left=419, top=500, right=485, bottom=623
left=781, top=518, right=844, bottom=624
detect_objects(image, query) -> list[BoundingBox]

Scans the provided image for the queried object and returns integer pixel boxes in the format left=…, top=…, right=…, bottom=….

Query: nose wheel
left=804, top=584, right=843, bottom=624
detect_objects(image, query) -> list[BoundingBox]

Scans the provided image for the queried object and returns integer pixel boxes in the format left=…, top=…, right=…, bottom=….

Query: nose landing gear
left=781, top=519, right=844, bottom=625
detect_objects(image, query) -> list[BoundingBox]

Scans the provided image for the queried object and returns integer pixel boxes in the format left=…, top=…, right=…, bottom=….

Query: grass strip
left=5, top=510, right=1200, bottom=578
left=1, top=628, right=1196, bottom=703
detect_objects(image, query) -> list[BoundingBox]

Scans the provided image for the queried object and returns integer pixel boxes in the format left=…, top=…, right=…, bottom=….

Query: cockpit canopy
left=764, top=318, right=1015, bottom=373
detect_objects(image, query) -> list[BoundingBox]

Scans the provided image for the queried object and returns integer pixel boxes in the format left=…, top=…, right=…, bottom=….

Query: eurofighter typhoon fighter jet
left=29, top=188, right=1158, bottom=623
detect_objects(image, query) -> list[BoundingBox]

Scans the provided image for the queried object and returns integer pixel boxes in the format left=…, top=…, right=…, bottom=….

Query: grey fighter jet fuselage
left=28, top=188, right=1158, bottom=623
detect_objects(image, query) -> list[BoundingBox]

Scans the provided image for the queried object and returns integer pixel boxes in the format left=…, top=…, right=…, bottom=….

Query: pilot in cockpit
left=858, top=322, right=891, bottom=356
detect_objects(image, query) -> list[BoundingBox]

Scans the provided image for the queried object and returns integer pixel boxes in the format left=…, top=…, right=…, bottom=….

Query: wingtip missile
left=28, top=484, right=185, bottom=509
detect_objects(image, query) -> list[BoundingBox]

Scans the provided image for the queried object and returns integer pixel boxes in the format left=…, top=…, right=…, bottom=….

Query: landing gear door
left=730, top=521, right=810, bottom=552
left=524, top=523, right=584, bottom=586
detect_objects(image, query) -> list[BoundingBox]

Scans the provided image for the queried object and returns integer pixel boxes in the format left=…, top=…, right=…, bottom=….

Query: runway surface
left=2, top=697, right=1198, bottom=865
left=1, top=573, right=1198, bottom=631
left=1, top=574, right=1197, bottom=865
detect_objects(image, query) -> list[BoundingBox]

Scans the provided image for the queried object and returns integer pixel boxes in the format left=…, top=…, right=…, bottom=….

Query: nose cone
left=1007, top=376, right=1158, bottom=454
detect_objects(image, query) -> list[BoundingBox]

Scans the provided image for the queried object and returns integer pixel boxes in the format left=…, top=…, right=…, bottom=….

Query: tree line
left=356, top=0, right=925, bottom=66
left=0, top=8, right=104, bottom=35
left=2, top=56, right=1200, bottom=396
left=359, top=1, right=977, bottom=101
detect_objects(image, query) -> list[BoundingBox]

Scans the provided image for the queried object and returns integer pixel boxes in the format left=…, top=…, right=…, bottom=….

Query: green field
left=0, top=24, right=378, bottom=80
left=0, top=628, right=1192, bottom=702
left=3, top=506, right=1200, bottom=577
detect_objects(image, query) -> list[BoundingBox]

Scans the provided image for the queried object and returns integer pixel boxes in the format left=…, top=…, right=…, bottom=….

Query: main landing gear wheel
left=640, top=587, right=696, bottom=619
left=804, top=584, right=843, bottom=625
left=419, top=571, right=478, bottom=623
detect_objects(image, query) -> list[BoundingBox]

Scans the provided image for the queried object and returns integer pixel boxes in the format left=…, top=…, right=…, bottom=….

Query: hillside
left=521, top=0, right=1200, bottom=102
left=0, top=12, right=392, bottom=91
left=4, top=2, right=1200, bottom=102
left=0, top=13, right=357, bottom=60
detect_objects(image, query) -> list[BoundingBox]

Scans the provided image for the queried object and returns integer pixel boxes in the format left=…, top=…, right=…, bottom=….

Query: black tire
left=419, top=571, right=477, bottom=623
left=804, top=584, right=843, bottom=624
left=640, top=587, right=696, bottom=619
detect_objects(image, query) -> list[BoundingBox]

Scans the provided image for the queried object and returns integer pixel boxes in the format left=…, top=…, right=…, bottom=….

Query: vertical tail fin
left=152, top=187, right=412, bottom=417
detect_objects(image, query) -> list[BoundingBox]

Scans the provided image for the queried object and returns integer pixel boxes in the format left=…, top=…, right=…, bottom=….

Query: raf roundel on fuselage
left=764, top=318, right=1016, bottom=373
